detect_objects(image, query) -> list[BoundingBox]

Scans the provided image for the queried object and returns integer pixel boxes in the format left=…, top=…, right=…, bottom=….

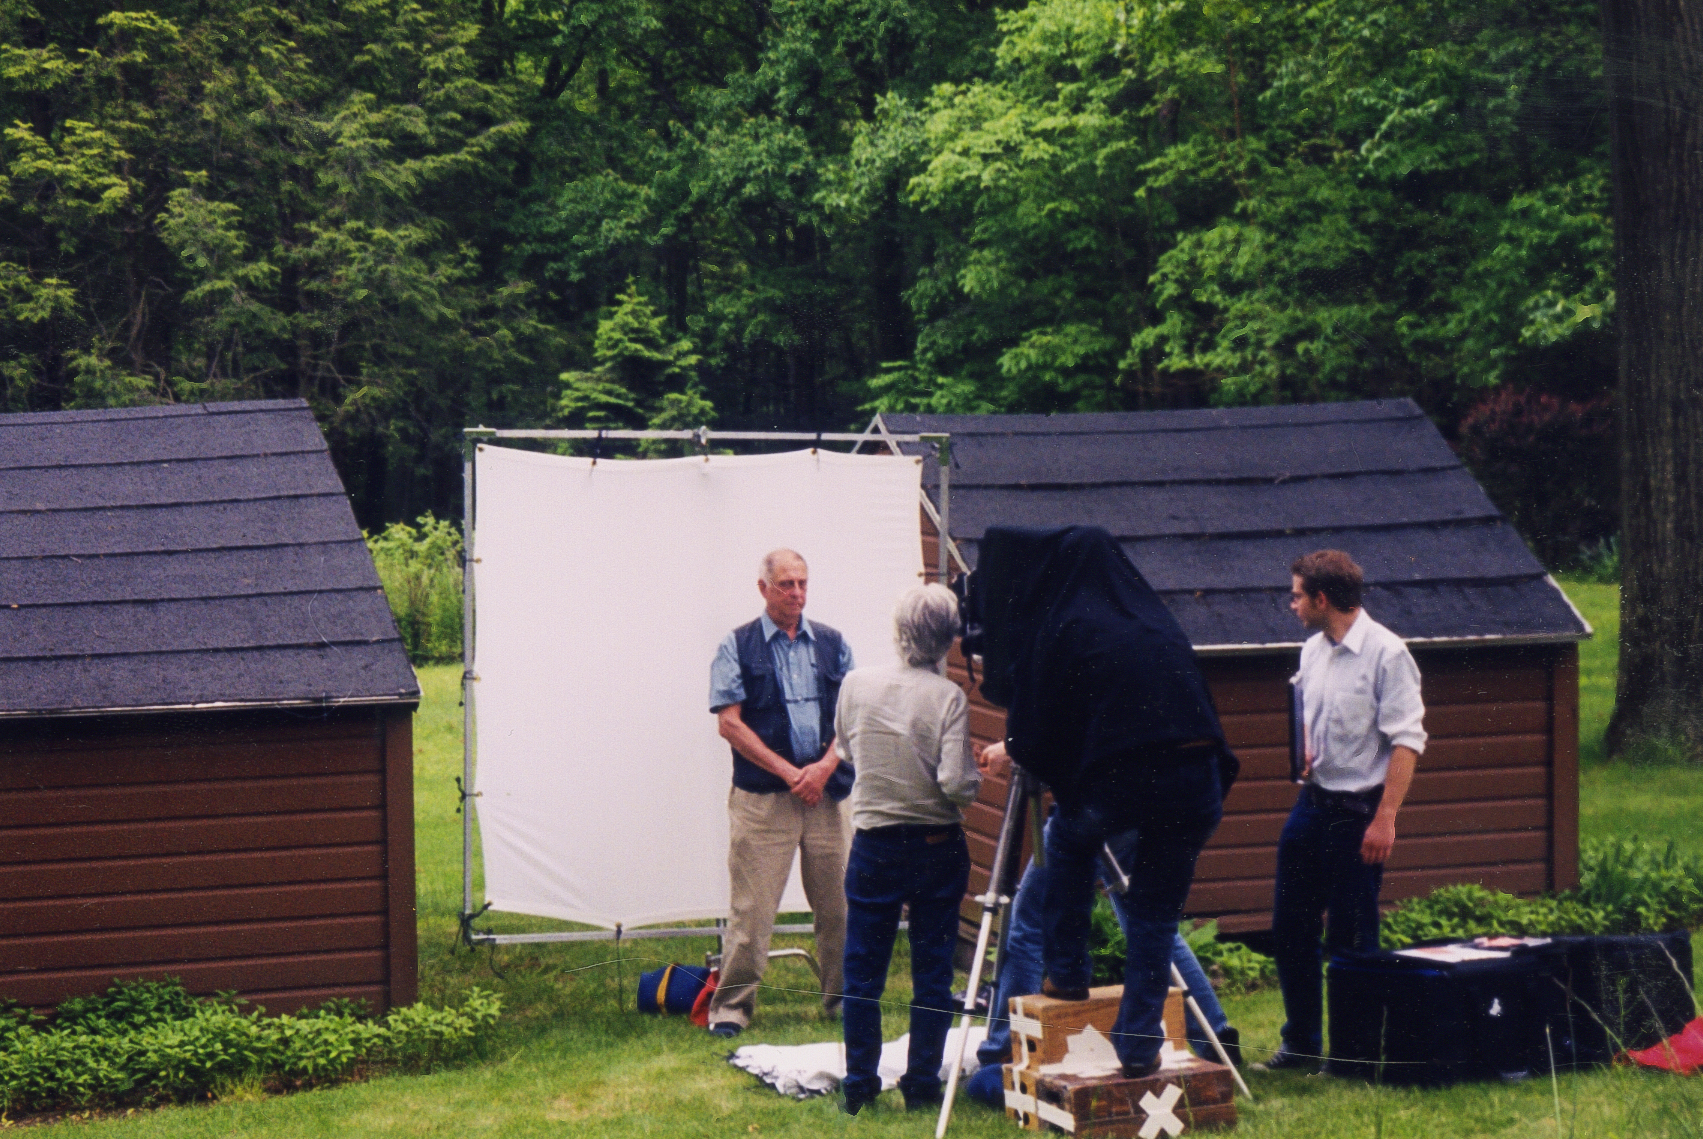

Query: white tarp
left=473, top=445, right=925, bottom=928
left=728, top=1026, right=988, bottom=1099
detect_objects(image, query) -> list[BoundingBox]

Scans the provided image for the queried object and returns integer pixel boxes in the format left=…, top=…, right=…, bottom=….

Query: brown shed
left=878, top=401, right=1591, bottom=934
left=0, top=400, right=421, bottom=1012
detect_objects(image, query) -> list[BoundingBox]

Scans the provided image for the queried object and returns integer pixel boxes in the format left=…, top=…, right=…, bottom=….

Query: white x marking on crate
left=1137, top=1083, right=1185, bottom=1139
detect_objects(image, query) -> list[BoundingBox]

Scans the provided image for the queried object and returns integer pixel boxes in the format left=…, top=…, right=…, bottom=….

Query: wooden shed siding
left=1549, top=645, right=1581, bottom=892
left=947, top=634, right=1573, bottom=936
left=383, top=709, right=419, bottom=1007
left=0, top=707, right=416, bottom=1014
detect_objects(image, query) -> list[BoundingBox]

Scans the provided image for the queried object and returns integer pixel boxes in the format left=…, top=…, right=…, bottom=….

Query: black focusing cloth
left=992, top=525, right=1229, bottom=804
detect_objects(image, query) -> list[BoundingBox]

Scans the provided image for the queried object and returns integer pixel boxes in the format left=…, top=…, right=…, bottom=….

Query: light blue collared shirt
left=1293, top=609, right=1427, bottom=793
left=709, top=614, right=857, bottom=761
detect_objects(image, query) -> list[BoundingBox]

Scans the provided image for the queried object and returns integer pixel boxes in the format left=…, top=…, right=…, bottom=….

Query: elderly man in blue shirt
left=1257, top=549, right=1427, bottom=1074
left=705, top=548, right=857, bottom=1037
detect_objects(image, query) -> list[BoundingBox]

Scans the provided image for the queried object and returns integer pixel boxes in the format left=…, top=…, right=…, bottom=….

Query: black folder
left=1288, top=677, right=1306, bottom=783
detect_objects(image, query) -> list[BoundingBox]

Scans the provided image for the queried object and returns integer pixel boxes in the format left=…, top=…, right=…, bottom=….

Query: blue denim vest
left=731, top=617, right=853, bottom=799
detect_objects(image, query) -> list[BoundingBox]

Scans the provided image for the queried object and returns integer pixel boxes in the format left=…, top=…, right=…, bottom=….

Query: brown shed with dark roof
left=0, top=400, right=420, bottom=1012
left=880, top=401, right=1589, bottom=935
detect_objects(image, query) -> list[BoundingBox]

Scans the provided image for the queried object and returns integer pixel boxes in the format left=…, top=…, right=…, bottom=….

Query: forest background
left=1, top=0, right=1618, bottom=568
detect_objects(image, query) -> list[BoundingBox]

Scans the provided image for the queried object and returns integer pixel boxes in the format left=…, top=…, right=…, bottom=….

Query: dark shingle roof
left=881, top=399, right=1589, bottom=651
left=0, top=400, right=420, bottom=716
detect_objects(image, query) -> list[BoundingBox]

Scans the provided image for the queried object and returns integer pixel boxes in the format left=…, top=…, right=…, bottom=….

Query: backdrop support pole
left=937, top=438, right=951, bottom=584
left=461, top=436, right=479, bottom=932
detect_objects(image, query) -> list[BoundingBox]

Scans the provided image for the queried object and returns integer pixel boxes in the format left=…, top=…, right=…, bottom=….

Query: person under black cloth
left=983, top=526, right=1238, bottom=1079
left=961, top=805, right=1240, bottom=1107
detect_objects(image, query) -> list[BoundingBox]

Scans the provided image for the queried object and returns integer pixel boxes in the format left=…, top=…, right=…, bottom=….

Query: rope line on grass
left=514, top=950, right=1423, bottom=1067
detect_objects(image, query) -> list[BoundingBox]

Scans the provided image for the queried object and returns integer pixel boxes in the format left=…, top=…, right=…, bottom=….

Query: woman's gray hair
left=894, top=584, right=960, bottom=668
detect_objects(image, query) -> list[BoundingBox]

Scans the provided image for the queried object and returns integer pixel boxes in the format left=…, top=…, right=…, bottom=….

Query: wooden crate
left=1034, top=1055, right=1237, bottom=1136
left=1002, top=1063, right=1044, bottom=1131
left=1008, top=986, right=1186, bottom=1070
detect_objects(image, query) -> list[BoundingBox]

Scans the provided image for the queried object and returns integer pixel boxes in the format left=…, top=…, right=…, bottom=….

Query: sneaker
left=708, top=1022, right=743, bottom=1039
left=1216, top=1025, right=1243, bottom=1068
left=1250, top=1050, right=1315, bottom=1073
left=964, top=1064, right=1007, bottom=1108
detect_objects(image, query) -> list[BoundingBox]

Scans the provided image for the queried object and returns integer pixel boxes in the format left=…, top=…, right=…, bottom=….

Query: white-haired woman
left=833, top=584, right=981, bottom=1114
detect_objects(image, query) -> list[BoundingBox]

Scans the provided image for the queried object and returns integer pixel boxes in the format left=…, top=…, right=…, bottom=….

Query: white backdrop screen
left=473, top=446, right=925, bottom=928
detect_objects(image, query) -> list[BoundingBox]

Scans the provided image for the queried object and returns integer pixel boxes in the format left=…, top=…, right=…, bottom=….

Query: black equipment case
left=1328, top=943, right=1564, bottom=1085
left=1328, top=931, right=1695, bottom=1086
left=1549, top=932, right=1695, bottom=1064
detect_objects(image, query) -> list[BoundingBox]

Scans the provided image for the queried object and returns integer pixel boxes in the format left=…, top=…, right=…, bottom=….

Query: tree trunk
left=1602, top=0, right=1703, bottom=758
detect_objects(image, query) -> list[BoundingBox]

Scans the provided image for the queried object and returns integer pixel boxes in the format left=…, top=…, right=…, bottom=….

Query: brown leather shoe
left=1041, top=977, right=1090, bottom=1002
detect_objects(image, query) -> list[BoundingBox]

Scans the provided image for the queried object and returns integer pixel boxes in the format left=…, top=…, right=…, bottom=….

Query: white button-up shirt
left=1293, top=609, right=1427, bottom=793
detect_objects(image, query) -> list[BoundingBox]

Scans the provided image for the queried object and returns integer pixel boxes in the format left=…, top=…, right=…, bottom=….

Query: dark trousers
left=1042, top=755, right=1223, bottom=1069
left=1272, top=784, right=1385, bottom=1057
left=841, top=824, right=971, bottom=1103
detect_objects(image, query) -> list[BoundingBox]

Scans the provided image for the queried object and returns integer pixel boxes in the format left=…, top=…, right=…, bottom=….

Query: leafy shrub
left=1088, top=895, right=1126, bottom=985
left=0, top=982, right=502, bottom=1115
left=0, top=1001, right=38, bottom=1049
left=1381, top=837, right=1703, bottom=949
left=268, top=1014, right=388, bottom=1083
left=1456, top=388, right=1617, bottom=571
left=125, top=1005, right=270, bottom=1100
left=307, top=997, right=375, bottom=1021
left=384, top=986, right=502, bottom=1070
left=55, top=978, right=199, bottom=1035
left=1185, top=922, right=1279, bottom=994
left=1578, top=536, right=1620, bottom=584
left=1088, top=902, right=1277, bottom=994
left=366, top=513, right=463, bottom=664
left=1574, top=837, right=1703, bottom=932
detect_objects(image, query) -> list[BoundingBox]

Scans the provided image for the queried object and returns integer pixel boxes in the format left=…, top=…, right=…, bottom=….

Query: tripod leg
left=936, top=770, right=1027, bottom=1139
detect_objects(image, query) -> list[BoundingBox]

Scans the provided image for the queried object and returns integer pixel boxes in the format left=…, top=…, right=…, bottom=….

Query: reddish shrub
left=1456, top=388, right=1617, bottom=570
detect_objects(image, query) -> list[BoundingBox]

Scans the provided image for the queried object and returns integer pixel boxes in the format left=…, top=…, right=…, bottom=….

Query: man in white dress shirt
left=1257, top=550, right=1426, bottom=1073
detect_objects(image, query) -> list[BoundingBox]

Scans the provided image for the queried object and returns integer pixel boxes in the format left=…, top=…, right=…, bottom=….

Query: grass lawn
left=1563, top=578, right=1703, bottom=860
left=40, top=585, right=1703, bottom=1136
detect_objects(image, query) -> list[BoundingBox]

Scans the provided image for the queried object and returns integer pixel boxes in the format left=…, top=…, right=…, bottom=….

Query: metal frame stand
left=456, top=422, right=959, bottom=955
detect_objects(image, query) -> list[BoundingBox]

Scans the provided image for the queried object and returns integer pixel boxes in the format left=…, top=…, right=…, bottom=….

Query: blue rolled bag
left=637, top=963, right=713, bottom=1015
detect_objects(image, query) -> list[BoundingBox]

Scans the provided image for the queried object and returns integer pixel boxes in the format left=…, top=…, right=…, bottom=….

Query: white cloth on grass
left=728, top=1025, right=988, bottom=1099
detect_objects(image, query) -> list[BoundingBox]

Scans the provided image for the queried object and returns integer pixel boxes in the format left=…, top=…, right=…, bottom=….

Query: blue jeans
left=1272, top=784, right=1384, bottom=1058
left=973, top=826, right=1233, bottom=1071
left=841, top=825, right=971, bottom=1103
left=1042, top=756, right=1223, bottom=1069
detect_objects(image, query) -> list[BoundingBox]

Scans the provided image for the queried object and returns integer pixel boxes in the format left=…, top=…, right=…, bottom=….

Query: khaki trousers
left=707, top=786, right=851, bottom=1029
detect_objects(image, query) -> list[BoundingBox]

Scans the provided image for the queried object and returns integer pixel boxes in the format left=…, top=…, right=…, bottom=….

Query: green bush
left=1381, top=837, right=1703, bottom=949
left=384, top=986, right=502, bottom=1071
left=1087, top=902, right=1277, bottom=994
left=1185, top=921, right=1279, bottom=994
left=55, top=978, right=200, bottom=1035
left=0, top=981, right=502, bottom=1115
left=366, top=513, right=463, bottom=665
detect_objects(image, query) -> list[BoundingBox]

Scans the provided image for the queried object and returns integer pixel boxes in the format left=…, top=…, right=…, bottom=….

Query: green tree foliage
left=2, top=0, right=1617, bottom=536
left=556, top=280, right=708, bottom=442
left=0, top=0, right=556, bottom=513
left=885, top=0, right=1613, bottom=415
